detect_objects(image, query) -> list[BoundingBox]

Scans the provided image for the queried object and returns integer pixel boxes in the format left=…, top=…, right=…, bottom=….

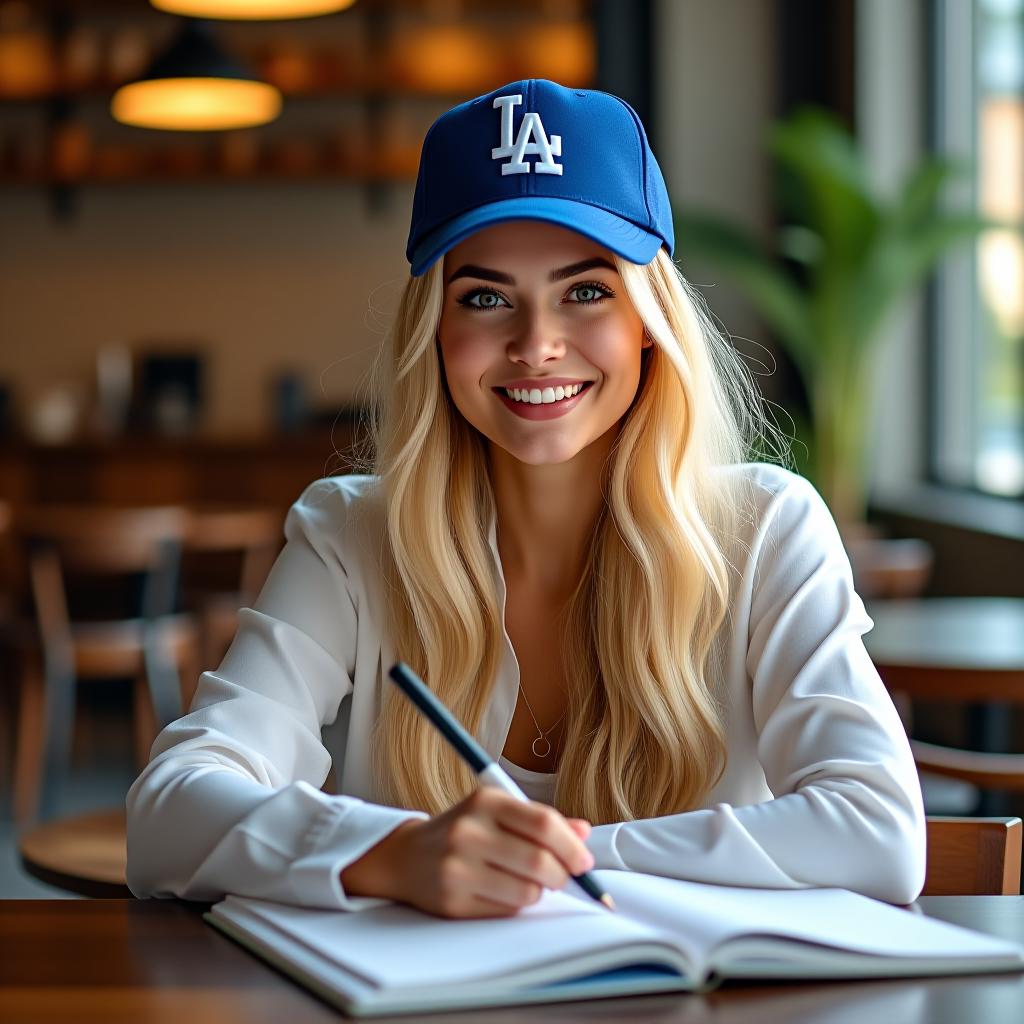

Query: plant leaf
left=892, top=155, right=973, bottom=231
left=769, top=108, right=880, bottom=271
left=855, top=213, right=1001, bottom=341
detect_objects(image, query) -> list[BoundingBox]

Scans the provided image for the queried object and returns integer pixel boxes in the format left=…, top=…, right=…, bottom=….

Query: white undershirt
left=497, top=755, right=557, bottom=805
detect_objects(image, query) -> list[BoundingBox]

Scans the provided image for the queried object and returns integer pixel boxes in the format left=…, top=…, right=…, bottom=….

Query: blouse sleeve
left=584, top=472, right=927, bottom=905
left=125, top=479, right=427, bottom=910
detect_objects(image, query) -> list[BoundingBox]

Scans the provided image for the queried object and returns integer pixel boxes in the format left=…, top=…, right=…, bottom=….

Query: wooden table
left=865, top=597, right=1024, bottom=814
left=864, top=599, right=1024, bottom=689
left=1, top=897, right=1023, bottom=1023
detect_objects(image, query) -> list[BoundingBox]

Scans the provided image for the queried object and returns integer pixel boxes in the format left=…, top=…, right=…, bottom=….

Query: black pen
left=387, top=661, right=616, bottom=912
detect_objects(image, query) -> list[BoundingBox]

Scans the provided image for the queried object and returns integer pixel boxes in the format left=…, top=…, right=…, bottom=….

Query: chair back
left=17, top=505, right=190, bottom=655
left=924, top=816, right=1023, bottom=896
left=9, top=505, right=197, bottom=822
left=911, top=739, right=1024, bottom=792
left=184, top=505, right=281, bottom=604
left=20, top=505, right=189, bottom=575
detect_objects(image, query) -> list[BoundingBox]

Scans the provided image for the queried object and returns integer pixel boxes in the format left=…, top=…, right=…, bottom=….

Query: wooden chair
left=18, top=807, right=130, bottom=898
left=868, top=598, right=1024, bottom=817
left=9, top=504, right=200, bottom=823
left=911, top=740, right=1024, bottom=795
left=182, top=505, right=282, bottom=685
left=0, top=499, right=14, bottom=800
left=846, top=535, right=934, bottom=600
left=910, top=726, right=1024, bottom=815
left=923, top=816, right=1022, bottom=896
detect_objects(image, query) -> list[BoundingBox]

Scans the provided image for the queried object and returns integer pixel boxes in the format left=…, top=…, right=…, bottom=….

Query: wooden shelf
left=0, top=1, right=595, bottom=200
left=0, top=166, right=415, bottom=186
left=0, top=84, right=484, bottom=105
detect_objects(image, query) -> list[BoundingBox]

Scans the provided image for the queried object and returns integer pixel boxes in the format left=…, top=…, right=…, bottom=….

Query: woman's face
left=437, top=221, right=650, bottom=466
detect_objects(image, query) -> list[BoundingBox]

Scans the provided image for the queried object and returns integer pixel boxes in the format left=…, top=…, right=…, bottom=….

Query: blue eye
left=458, top=288, right=510, bottom=310
left=456, top=281, right=613, bottom=310
left=567, top=282, right=613, bottom=304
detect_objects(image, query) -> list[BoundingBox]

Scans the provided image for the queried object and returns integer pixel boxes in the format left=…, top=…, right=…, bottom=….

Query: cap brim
left=409, top=197, right=663, bottom=277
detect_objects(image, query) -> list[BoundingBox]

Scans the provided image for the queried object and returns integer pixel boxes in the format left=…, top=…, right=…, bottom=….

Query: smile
left=492, top=382, right=595, bottom=420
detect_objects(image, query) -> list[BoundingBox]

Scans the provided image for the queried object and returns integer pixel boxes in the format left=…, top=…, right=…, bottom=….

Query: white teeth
left=503, top=383, right=586, bottom=404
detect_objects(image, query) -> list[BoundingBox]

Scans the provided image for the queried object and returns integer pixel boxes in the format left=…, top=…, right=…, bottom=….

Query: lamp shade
left=150, top=0, right=356, bottom=17
left=111, top=19, right=282, bottom=130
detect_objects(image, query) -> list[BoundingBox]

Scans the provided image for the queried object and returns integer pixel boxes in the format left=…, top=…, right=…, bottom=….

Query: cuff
left=288, top=792, right=429, bottom=910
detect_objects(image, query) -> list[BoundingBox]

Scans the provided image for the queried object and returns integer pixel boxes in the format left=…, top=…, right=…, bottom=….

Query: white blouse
left=125, top=462, right=926, bottom=910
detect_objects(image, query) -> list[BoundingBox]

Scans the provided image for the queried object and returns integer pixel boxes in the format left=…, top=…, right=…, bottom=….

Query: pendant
left=531, top=735, right=552, bottom=759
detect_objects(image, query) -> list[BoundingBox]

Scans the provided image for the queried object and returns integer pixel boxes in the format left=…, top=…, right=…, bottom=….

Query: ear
left=641, top=329, right=654, bottom=349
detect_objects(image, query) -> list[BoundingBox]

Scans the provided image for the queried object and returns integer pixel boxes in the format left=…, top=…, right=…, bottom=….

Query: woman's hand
left=341, top=787, right=594, bottom=918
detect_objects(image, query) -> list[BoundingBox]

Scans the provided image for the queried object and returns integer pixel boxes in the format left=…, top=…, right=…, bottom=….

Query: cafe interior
left=0, top=0, right=1023, bottom=916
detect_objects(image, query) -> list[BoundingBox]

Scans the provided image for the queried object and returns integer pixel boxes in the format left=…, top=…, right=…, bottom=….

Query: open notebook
left=205, top=871, right=1024, bottom=1017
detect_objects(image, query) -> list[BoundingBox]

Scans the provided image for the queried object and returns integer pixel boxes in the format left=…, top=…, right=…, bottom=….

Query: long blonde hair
left=356, top=248, right=789, bottom=823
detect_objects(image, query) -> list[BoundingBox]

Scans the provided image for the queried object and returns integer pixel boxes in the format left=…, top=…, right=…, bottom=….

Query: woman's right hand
left=341, top=787, right=594, bottom=918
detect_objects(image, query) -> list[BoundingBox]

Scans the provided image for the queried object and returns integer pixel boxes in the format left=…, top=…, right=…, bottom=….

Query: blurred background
left=0, top=0, right=1022, bottom=897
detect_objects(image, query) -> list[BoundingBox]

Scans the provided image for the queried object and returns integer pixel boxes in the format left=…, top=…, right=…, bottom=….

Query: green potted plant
left=674, top=105, right=998, bottom=533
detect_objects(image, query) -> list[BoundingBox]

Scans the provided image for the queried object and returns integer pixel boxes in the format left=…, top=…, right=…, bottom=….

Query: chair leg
left=0, top=646, right=10, bottom=797
left=39, top=660, right=76, bottom=820
left=13, top=654, right=45, bottom=824
left=133, top=674, right=159, bottom=770
left=142, top=623, right=182, bottom=730
left=179, top=642, right=201, bottom=715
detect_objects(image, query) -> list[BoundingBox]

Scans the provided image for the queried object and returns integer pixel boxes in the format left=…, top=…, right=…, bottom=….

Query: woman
left=126, top=79, right=925, bottom=918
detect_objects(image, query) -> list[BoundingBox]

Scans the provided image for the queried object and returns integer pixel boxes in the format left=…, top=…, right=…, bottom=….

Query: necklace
left=517, top=685, right=566, bottom=760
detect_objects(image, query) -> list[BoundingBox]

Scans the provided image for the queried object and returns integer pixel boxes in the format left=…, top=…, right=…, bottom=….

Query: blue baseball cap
left=406, top=79, right=675, bottom=277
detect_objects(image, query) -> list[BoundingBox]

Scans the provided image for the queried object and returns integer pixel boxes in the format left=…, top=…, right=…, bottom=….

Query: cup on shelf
left=27, top=381, right=87, bottom=445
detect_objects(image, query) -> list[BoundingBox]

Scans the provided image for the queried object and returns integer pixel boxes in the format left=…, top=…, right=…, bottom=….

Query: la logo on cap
left=491, top=94, right=563, bottom=177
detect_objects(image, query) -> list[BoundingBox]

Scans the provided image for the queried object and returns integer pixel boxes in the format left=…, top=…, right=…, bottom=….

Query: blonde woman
left=126, top=80, right=925, bottom=917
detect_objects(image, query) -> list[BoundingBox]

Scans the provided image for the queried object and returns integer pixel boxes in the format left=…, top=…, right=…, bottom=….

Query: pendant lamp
left=111, top=19, right=282, bottom=131
left=150, top=0, right=356, bottom=17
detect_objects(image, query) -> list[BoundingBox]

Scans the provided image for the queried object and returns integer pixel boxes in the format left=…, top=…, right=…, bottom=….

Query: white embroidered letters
left=491, top=94, right=563, bottom=176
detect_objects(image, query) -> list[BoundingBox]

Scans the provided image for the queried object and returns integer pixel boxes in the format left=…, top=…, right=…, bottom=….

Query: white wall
left=0, top=182, right=413, bottom=436
left=653, top=0, right=780, bottom=398
left=857, top=0, right=929, bottom=498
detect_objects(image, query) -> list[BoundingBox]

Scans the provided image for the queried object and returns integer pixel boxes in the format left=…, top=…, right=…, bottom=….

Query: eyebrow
left=446, top=257, right=617, bottom=287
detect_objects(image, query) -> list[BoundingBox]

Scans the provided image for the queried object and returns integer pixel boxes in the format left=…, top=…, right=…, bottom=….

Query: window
left=932, top=0, right=1024, bottom=497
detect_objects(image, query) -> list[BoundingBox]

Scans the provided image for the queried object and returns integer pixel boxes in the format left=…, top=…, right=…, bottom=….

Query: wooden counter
left=0, top=425, right=365, bottom=508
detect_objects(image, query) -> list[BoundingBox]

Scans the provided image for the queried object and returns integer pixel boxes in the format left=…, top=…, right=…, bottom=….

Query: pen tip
left=600, top=894, right=616, bottom=912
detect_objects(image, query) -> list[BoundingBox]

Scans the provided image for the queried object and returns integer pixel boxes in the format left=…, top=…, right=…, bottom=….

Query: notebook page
left=222, top=888, right=673, bottom=990
left=209, top=905, right=699, bottom=1015
left=573, top=873, right=1024, bottom=966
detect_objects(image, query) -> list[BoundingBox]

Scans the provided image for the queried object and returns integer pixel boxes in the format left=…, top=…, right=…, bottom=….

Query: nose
left=506, top=304, right=566, bottom=367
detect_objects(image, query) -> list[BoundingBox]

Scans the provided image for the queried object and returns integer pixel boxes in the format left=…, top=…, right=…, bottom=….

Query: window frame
left=929, top=0, right=1024, bottom=502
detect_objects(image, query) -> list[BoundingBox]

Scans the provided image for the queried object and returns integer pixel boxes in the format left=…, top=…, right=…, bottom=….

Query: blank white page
left=222, top=888, right=659, bottom=990
left=585, top=873, right=1024, bottom=963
